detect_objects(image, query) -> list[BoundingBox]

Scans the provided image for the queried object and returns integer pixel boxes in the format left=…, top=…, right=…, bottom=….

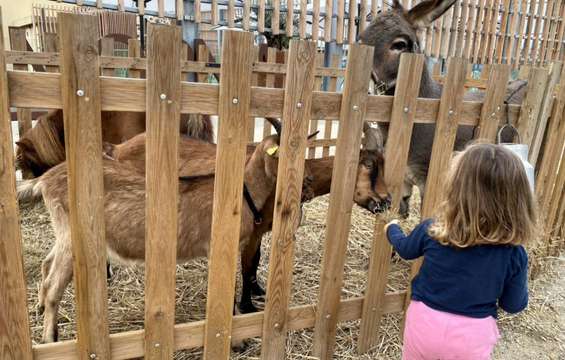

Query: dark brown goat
left=359, top=0, right=526, bottom=211
left=15, top=109, right=214, bottom=178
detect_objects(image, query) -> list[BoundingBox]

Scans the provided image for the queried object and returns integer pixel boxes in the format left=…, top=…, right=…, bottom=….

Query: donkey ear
left=407, top=0, right=456, bottom=28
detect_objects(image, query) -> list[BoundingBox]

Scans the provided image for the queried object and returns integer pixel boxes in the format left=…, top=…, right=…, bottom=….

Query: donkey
left=358, top=0, right=526, bottom=210
left=15, top=109, right=214, bottom=178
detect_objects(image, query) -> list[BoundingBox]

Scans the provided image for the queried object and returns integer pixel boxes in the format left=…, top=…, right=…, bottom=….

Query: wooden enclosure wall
left=37, top=0, right=565, bottom=66
left=2, top=12, right=565, bottom=360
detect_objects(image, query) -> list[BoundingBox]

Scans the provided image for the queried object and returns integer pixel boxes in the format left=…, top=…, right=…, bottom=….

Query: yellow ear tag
left=266, top=145, right=279, bottom=156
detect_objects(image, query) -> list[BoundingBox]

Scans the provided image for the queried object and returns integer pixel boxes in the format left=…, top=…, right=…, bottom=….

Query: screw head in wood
left=160, top=93, right=167, bottom=100
left=154, top=343, right=160, bottom=348
left=448, top=109, right=454, bottom=115
left=89, top=354, right=96, bottom=359
left=403, top=107, right=409, bottom=113
left=76, top=89, right=85, bottom=97
left=216, top=332, right=221, bottom=337
left=372, top=307, right=377, bottom=312
left=296, top=102, right=303, bottom=108
left=325, top=314, right=331, bottom=319
left=232, top=97, right=239, bottom=104
left=274, top=323, right=280, bottom=329
left=353, top=105, right=359, bottom=111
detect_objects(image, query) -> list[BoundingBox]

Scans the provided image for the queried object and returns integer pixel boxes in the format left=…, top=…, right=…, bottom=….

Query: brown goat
left=18, top=124, right=315, bottom=343
left=15, top=109, right=214, bottom=178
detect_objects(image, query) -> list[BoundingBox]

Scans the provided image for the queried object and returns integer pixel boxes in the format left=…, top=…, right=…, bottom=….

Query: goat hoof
left=239, top=300, right=259, bottom=314
left=250, top=281, right=266, bottom=298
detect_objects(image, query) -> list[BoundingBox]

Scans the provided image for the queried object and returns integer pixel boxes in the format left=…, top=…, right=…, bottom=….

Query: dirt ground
left=19, top=193, right=564, bottom=359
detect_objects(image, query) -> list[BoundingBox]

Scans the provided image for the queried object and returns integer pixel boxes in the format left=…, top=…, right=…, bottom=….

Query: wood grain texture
left=287, top=0, right=294, bottom=36
left=357, top=53, right=425, bottom=355
left=535, top=68, right=565, bottom=213
left=7, top=70, right=523, bottom=125
left=33, top=292, right=406, bottom=360
left=8, top=27, right=32, bottom=148
left=144, top=23, right=181, bottom=360
left=100, top=37, right=114, bottom=76
left=476, top=63, right=510, bottom=141
left=127, top=39, right=141, bottom=78
left=273, top=0, right=280, bottom=35
left=312, top=44, right=374, bottom=360
left=336, top=0, right=345, bottom=44
left=203, top=30, right=254, bottom=360
left=258, top=0, right=265, bottom=32
left=322, top=55, right=340, bottom=157
left=530, top=61, right=563, bottom=165
left=312, top=0, right=320, bottom=41
left=57, top=13, right=110, bottom=359
left=176, top=0, right=183, bottom=20
left=325, top=0, right=333, bottom=42
left=402, top=57, right=468, bottom=334
left=260, top=40, right=317, bottom=358
left=300, top=0, right=307, bottom=38
left=516, top=67, right=549, bottom=147
left=0, top=9, right=33, bottom=360
left=308, top=52, right=325, bottom=158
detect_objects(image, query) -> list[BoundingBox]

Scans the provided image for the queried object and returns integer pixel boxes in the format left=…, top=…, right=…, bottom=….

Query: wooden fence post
left=322, top=55, right=341, bottom=158
left=516, top=68, right=549, bottom=147
left=203, top=30, right=254, bottom=360
left=401, top=57, right=468, bottom=333
left=357, top=53, right=425, bottom=354
left=0, top=9, right=33, bottom=359
left=476, top=64, right=510, bottom=141
left=100, top=37, right=115, bottom=76
left=260, top=40, right=317, bottom=358
left=312, top=43, right=374, bottom=359
left=57, top=13, right=110, bottom=359
left=8, top=26, right=32, bottom=156
left=128, top=39, right=141, bottom=78
left=144, top=23, right=182, bottom=360
left=530, top=61, right=563, bottom=165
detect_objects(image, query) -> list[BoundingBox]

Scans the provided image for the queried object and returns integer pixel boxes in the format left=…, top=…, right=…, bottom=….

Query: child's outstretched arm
left=385, top=219, right=432, bottom=260
left=499, top=246, right=529, bottom=314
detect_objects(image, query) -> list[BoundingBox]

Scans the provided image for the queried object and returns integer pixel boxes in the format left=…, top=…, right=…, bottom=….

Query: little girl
left=385, top=143, right=537, bottom=360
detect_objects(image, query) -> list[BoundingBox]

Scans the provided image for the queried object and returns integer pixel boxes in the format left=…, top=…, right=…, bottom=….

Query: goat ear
left=407, top=0, right=456, bottom=28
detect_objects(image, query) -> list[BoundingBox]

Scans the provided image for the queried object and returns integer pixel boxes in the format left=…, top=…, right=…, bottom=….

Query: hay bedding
left=20, top=194, right=564, bottom=359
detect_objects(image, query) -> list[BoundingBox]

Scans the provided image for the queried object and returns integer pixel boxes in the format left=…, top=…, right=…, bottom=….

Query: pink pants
left=403, top=301, right=500, bottom=360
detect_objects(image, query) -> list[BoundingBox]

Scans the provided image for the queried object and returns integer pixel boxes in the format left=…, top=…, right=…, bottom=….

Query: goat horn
left=265, top=117, right=282, bottom=136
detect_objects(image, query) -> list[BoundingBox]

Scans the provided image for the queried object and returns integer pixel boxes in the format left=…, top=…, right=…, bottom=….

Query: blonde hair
left=429, top=143, right=537, bottom=248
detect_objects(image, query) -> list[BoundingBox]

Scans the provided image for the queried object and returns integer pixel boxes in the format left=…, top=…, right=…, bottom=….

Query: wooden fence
left=2, top=10, right=565, bottom=360
left=37, top=0, right=565, bottom=66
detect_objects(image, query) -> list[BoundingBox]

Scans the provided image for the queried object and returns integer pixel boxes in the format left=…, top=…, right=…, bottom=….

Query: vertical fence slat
left=8, top=27, right=33, bottom=153
left=176, top=0, right=183, bottom=21
left=158, top=0, right=164, bottom=17
left=324, top=0, right=333, bottom=42
left=203, top=31, right=254, bottom=360
left=298, top=0, right=308, bottom=39
left=535, top=68, right=565, bottom=211
left=264, top=47, right=278, bottom=138
left=336, top=0, right=345, bottom=44
left=495, top=0, right=511, bottom=63
left=402, top=57, right=468, bottom=331
left=545, top=1, right=563, bottom=64
left=465, top=0, right=479, bottom=60
left=228, top=0, right=235, bottom=28
left=0, top=8, right=33, bottom=360
left=243, top=0, right=250, bottom=31
left=100, top=37, right=114, bottom=76
left=523, top=0, right=537, bottom=64
left=516, top=67, right=549, bottom=147
left=516, top=0, right=529, bottom=67
left=312, top=43, right=374, bottom=360
left=258, top=0, right=265, bottom=32
left=144, top=23, right=181, bottom=360
left=357, top=53, right=425, bottom=355
left=359, top=0, right=368, bottom=34
left=58, top=13, right=110, bottom=359
left=531, top=0, right=546, bottom=65
left=546, top=146, right=565, bottom=243
left=555, top=4, right=565, bottom=60
left=273, top=0, right=280, bottom=35
left=312, top=0, right=320, bottom=41
left=455, top=0, right=469, bottom=58
left=530, top=61, right=563, bottom=165
left=308, top=52, right=325, bottom=158
left=476, top=64, right=510, bottom=140
left=322, top=55, right=340, bottom=158
left=260, top=40, right=317, bottom=358
left=507, top=0, right=521, bottom=65
left=286, top=0, right=294, bottom=36
left=195, top=0, right=201, bottom=23
left=348, top=0, right=357, bottom=44
left=211, top=0, right=218, bottom=25
left=128, top=39, right=141, bottom=78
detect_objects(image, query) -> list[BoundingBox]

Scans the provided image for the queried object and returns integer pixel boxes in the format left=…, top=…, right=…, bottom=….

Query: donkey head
left=358, top=0, right=456, bottom=93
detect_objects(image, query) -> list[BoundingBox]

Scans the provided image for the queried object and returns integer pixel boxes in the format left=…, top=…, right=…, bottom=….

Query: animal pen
left=1, top=5, right=565, bottom=360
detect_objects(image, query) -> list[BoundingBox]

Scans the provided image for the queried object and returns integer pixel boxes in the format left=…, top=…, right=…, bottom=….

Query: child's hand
left=384, top=219, right=400, bottom=233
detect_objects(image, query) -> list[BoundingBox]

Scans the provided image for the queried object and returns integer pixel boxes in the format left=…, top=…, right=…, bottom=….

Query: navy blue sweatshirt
left=387, top=219, right=528, bottom=319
